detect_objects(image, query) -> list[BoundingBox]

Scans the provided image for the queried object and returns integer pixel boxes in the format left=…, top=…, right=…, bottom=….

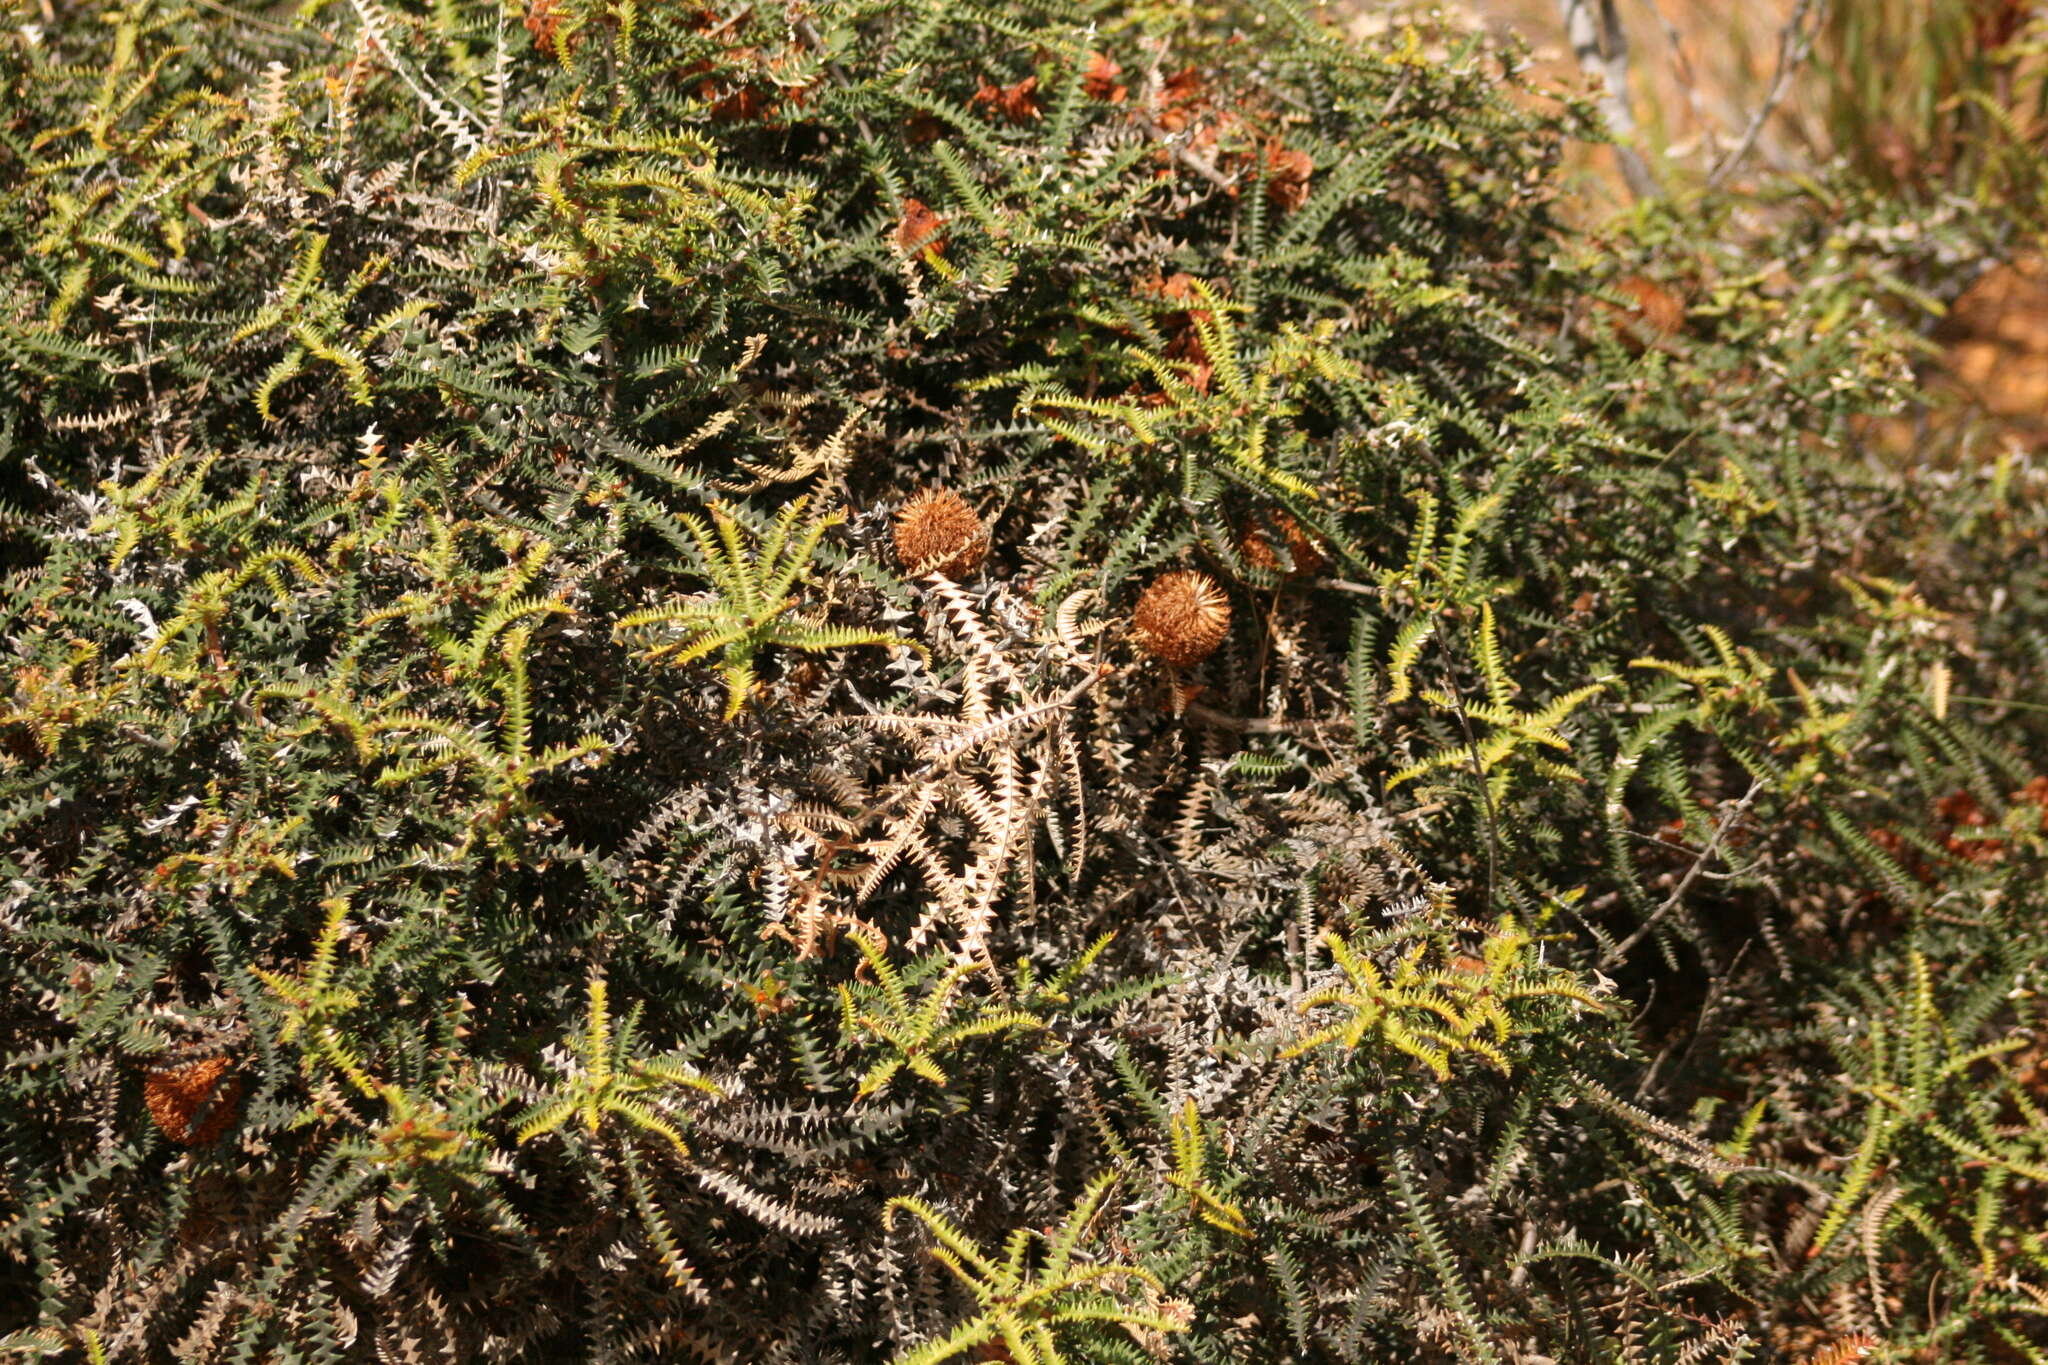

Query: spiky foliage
left=838, top=933, right=1044, bottom=1101
left=615, top=495, right=902, bottom=719
left=515, top=973, right=723, bottom=1156
left=2, top=0, right=2046, bottom=1362
left=884, top=1172, right=1189, bottom=1365
left=1286, top=916, right=1606, bottom=1078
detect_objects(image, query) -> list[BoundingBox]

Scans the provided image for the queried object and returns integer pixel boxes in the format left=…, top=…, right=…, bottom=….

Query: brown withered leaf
left=1260, top=140, right=1313, bottom=212
left=1082, top=52, right=1126, bottom=103
left=712, top=84, right=774, bottom=121
left=524, top=0, right=571, bottom=51
left=1154, top=66, right=1205, bottom=134
left=1974, top=0, right=2026, bottom=51
left=1149, top=272, right=1216, bottom=378
left=1614, top=275, right=1686, bottom=338
left=894, top=198, right=949, bottom=260
left=971, top=75, right=1042, bottom=124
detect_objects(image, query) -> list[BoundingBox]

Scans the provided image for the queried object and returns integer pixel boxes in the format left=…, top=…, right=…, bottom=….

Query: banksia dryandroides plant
left=143, top=1057, right=241, bottom=1146
left=9, top=0, right=2046, bottom=1359
left=894, top=488, right=988, bottom=577
left=1133, top=570, right=1231, bottom=666
left=1239, top=509, right=1328, bottom=577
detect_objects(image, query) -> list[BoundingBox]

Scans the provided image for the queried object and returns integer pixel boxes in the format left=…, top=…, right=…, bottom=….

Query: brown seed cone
left=894, top=488, right=989, bottom=578
left=1238, top=510, right=1328, bottom=578
left=1133, top=570, right=1231, bottom=666
left=144, top=1056, right=242, bottom=1146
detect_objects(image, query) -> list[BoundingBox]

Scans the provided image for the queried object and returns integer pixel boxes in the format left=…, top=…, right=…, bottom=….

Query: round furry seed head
left=1133, top=570, right=1232, bottom=666
left=894, top=488, right=988, bottom=578
left=144, top=1057, right=242, bottom=1146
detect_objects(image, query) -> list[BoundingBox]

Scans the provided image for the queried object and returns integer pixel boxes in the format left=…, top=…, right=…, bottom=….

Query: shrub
left=2, top=1, right=2045, bottom=1362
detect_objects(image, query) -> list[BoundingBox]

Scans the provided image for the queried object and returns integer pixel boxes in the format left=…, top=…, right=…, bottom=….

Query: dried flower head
left=1239, top=509, right=1327, bottom=577
left=1133, top=570, right=1231, bottom=666
left=894, top=488, right=989, bottom=577
left=144, top=1056, right=241, bottom=1146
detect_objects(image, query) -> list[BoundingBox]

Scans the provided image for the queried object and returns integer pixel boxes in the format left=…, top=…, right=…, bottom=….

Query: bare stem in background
left=1642, top=0, right=1720, bottom=164
left=1708, top=0, right=1826, bottom=187
left=1598, top=781, right=1763, bottom=970
left=1559, top=0, right=1661, bottom=197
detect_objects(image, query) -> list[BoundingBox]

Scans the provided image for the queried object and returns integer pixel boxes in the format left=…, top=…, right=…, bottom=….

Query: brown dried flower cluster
left=143, top=1056, right=242, bottom=1146
left=1133, top=570, right=1232, bottom=666
left=1239, top=509, right=1327, bottom=577
left=893, top=488, right=988, bottom=578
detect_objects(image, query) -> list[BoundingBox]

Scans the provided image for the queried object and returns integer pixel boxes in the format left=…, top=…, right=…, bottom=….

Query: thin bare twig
left=1599, top=780, right=1764, bottom=969
left=1182, top=703, right=1342, bottom=736
left=1308, top=576, right=1385, bottom=599
left=1708, top=0, right=1826, bottom=189
left=1137, top=117, right=1238, bottom=193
